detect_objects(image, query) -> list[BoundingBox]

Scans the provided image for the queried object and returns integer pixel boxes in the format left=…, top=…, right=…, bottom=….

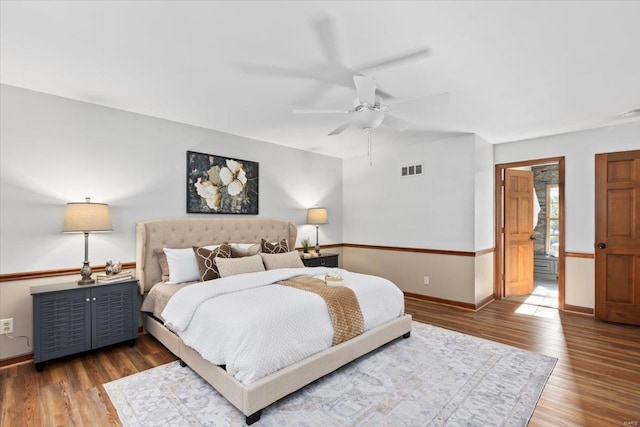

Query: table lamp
left=307, top=207, right=328, bottom=254
left=63, top=197, right=112, bottom=284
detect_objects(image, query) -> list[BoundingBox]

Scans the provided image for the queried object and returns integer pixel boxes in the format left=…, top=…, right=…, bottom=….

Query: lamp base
left=78, top=261, right=95, bottom=285
left=315, top=224, right=321, bottom=254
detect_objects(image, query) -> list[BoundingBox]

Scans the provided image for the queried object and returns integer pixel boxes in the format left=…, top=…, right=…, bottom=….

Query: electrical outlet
left=1, top=318, right=14, bottom=334
left=423, top=276, right=430, bottom=286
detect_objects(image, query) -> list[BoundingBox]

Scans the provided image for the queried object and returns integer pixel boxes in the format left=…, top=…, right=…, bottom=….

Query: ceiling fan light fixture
left=354, top=109, right=385, bottom=130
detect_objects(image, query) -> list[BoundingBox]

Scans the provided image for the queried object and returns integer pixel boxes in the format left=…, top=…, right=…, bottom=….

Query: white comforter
left=161, top=267, right=405, bottom=384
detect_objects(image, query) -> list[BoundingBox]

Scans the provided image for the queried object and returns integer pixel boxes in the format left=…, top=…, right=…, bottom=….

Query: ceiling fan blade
left=374, top=85, right=395, bottom=101
left=353, top=76, right=377, bottom=105
left=387, top=92, right=449, bottom=108
left=293, top=82, right=334, bottom=106
left=236, top=63, right=309, bottom=79
left=312, top=15, right=341, bottom=64
left=355, top=47, right=431, bottom=72
left=350, top=72, right=394, bottom=100
left=382, top=114, right=414, bottom=132
left=293, top=108, right=351, bottom=114
left=328, top=120, right=352, bottom=136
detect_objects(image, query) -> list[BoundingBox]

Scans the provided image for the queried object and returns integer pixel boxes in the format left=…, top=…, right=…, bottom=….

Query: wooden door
left=595, top=150, right=640, bottom=325
left=504, top=169, right=535, bottom=297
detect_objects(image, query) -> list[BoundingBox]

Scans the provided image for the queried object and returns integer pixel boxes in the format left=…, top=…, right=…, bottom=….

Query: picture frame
left=186, top=151, right=259, bottom=214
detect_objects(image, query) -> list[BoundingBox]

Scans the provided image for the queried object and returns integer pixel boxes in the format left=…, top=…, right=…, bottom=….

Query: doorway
left=495, top=157, right=565, bottom=311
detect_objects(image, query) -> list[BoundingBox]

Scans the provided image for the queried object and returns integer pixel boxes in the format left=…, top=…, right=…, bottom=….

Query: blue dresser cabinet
left=31, top=279, right=138, bottom=371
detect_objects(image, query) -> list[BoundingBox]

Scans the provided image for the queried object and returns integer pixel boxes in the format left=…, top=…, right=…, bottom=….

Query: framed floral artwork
left=187, top=151, right=259, bottom=214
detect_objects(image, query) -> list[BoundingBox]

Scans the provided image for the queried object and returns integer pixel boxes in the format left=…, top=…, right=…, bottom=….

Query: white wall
left=474, top=135, right=495, bottom=250
left=0, top=84, right=343, bottom=274
left=343, top=134, right=477, bottom=251
left=343, top=133, right=494, bottom=252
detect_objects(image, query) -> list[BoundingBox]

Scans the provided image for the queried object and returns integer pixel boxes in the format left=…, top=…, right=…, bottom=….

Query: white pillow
left=215, top=254, right=265, bottom=277
left=229, top=243, right=256, bottom=250
left=228, top=242, right=261, bottom=258
left=164, top=245, right=218, bottom=284
left=260, top=251, right=304, bottom=270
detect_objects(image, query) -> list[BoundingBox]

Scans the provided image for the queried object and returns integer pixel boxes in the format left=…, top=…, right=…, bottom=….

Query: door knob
left=597, top=243, right=606, bottom=249
left=530, top=236, right=535, bottom=241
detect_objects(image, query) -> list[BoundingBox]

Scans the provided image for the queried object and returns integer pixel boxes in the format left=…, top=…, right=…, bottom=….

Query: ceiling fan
left=239, top=14, right=451, bottom=162
left=293, top=75, right=449, bottom=164
left=238, top=15, right=432, bottom=105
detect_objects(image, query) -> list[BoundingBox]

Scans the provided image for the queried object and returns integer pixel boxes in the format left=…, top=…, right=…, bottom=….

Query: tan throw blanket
left=279, top=276, right=364, bottom=345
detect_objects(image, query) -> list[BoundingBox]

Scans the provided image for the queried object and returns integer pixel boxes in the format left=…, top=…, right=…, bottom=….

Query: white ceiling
left=2, top=1, right=639, bottom=158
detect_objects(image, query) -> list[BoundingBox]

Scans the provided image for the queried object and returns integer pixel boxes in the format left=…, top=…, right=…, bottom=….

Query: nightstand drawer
left=301, top=253, right=339, bottom=268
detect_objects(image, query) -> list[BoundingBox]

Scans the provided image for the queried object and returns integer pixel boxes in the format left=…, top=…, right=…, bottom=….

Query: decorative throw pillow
left=163, top=247, right=202, bottom=284
left=193, top=244, right=232, bottom=281
left=260, top=251, right=304, bottom=270
left=228, top=242, right=262, bottom=258
left=261, top=238, right=289, bottom=254
left=215, top=254, right=265, bottom=278
left=153, top=249, right=170, bottom=282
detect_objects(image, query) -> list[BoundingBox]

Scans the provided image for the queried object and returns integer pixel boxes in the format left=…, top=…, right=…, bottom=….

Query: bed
left=136, top=217, right=412, bottom=424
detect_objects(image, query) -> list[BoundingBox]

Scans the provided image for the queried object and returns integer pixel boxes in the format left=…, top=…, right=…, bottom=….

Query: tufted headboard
left=135, top=217, right=297, bottom=294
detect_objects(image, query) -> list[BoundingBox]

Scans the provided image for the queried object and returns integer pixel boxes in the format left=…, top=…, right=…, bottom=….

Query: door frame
left=494, top=156, right=565, bottom=310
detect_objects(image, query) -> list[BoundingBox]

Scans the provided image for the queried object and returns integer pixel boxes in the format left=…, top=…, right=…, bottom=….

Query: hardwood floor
left=1, top=298, right=638, bottom=426
left=0, top=333, right=177, bottom=426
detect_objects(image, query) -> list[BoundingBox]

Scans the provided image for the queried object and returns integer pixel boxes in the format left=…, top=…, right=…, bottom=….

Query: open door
left=504, top=169, right=534, bottom=297
left=595, top=150, right=640, bottom=325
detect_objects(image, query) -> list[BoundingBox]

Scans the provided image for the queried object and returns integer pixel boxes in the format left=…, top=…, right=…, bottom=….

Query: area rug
left=104, top=322, right=556, bottom=426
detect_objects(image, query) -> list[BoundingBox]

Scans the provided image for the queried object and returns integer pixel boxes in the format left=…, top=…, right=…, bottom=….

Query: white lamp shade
left=63, top=199, right=112, bottom=233
left=307, top=207, right=328, bottom=225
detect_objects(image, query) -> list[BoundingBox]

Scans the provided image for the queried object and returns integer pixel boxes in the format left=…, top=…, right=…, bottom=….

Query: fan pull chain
left=366, top=128, right=373, bottom=166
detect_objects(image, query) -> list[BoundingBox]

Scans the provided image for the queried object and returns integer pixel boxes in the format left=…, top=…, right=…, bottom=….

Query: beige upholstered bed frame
left=136, top=217, right=412, bottom=425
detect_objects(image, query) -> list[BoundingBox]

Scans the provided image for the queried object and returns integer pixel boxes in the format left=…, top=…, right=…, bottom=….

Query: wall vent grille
left=401, top=164, right=423, bottom=177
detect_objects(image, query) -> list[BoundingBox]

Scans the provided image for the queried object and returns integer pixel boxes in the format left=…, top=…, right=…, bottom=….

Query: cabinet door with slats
left=33, top=288, right=91, bottom=363
left=91, top=281, right=138, bottom=349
